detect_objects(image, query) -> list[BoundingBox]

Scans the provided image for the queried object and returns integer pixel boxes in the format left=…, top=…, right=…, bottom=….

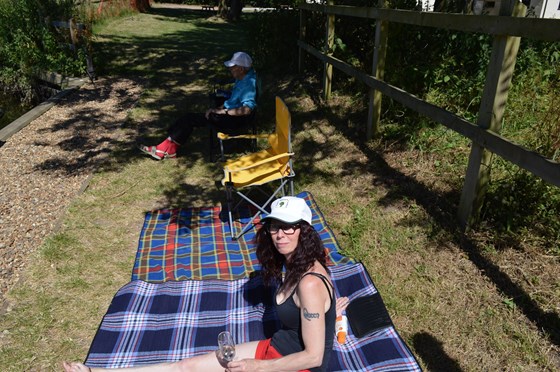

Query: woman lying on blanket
left=63, top=196, right=349, bottom=372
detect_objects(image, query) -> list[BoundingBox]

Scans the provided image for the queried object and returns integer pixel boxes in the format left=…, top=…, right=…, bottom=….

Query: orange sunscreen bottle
left=336, top=315, right=347, bottom=344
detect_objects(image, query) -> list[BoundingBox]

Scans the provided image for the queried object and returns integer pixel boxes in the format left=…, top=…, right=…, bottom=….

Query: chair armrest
left=217, top=132, right=269, bottom=141
left=224, top=152, right=294, bottom=173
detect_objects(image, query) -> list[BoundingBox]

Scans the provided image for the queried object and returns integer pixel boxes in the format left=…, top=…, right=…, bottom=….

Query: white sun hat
left=262, top=196, right=312, bottom=225
left=224, top=51, right=253, bottom=68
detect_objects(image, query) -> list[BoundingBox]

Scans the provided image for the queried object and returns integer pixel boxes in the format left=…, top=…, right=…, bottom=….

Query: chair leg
left=289, top=176, right=294, bottom=196
left=251, top=118, right=257, bottom=152
left=279, top=177, right=294, bottom=197
left=209, top=127, right=216, bottom=162
left=219, top=138, right=226, bottom=162
left=225, top=182, right=237, bottom=239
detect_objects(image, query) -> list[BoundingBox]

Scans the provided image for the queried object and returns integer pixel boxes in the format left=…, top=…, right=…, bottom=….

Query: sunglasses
left=267, top=223, right=300, bottom=235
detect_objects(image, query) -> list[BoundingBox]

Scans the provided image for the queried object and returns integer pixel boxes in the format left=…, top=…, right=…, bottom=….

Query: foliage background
left=0, top=0, right=83, bottom=104
left=0, top=0, right=140, bottom=107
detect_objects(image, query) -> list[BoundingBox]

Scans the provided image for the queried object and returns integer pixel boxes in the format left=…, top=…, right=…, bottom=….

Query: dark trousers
left=168, top=112, right=253, bottom=145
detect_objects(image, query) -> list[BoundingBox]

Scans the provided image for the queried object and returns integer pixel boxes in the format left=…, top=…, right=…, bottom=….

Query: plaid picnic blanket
left=85, top=263, right=420, bottom=371
left=131, top=191, right=353, bottom=282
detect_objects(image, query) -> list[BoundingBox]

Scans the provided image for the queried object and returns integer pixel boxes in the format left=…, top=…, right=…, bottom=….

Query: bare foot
left=336, top=296, right=349, bottom=317
left=62, top=361, right=91, bottom=372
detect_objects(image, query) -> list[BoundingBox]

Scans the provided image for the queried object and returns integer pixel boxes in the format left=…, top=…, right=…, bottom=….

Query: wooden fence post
left=457, top=0, right=527, bottom=230
left=366, top=1, right=388, bottom=140
left=323, top=0, right=335, bottom=100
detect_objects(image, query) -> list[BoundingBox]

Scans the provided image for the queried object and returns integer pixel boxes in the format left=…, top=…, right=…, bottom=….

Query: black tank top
left=271, top=272, right=336, bottom=372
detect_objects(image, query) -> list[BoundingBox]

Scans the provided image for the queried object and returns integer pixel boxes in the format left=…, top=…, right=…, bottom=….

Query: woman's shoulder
left=298, top=268, right=332, bottom=292
left=295, top=274, right=333, bottom=307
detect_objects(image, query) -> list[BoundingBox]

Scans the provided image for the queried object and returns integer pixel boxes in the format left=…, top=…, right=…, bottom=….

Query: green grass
left=0, top=4, right=558, bottom=371
left=40, top=233, right=75, bottom=263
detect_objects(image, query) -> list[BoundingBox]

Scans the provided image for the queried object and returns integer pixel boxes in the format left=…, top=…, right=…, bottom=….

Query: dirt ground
left=0, top=77, right=142, bottom=307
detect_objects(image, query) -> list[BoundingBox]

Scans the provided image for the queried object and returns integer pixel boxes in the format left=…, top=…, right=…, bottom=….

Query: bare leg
left=62, top=341, right=261, bottom=372
left=63, top=361, right=180, bottom=372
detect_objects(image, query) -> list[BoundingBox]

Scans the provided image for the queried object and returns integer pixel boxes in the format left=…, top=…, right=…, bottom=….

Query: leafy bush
left=476, top=40, right=560, bottom=245
left=389, top=34, right=559, bottom=247
left=0, top=0, right=88, bottom=104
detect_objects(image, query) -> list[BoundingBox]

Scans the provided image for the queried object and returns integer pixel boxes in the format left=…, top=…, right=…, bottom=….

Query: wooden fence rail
left=298, top=1, right=560, bottom=229
left=52, top=19, right=96, bottom=83
left=299, top=4, right=560, bottom=41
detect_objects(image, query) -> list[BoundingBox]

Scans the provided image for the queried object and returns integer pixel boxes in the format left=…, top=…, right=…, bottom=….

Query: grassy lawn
left=0, top=4, right=558, bottom=371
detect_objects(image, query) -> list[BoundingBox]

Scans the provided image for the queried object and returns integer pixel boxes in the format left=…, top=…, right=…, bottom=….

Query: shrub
left=0, top=0, right=87, bottom=104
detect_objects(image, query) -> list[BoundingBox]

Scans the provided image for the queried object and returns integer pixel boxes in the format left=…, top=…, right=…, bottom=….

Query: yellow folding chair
left=219, top=96, right=295, bottom=240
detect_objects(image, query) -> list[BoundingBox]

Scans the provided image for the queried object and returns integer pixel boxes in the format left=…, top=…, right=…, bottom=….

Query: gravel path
left=0, top=77, right=142, bottom=304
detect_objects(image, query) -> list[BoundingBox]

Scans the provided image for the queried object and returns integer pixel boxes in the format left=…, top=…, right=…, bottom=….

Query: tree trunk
left=130, top=0, right=152, bottom=12
left=229, top=0, right=243, bottom=21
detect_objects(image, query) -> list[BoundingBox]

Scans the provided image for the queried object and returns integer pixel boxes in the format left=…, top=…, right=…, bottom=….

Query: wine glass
left=217, top=331, right=236, bottom=363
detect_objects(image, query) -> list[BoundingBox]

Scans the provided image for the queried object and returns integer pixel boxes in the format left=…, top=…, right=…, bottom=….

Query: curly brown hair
left=255, top=221, right=328, bottom=290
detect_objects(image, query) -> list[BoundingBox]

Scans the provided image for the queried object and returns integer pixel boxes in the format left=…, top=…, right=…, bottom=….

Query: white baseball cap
left=262, top=196, right=312, bottom=225
left=224, top=51, right=253, bottom=68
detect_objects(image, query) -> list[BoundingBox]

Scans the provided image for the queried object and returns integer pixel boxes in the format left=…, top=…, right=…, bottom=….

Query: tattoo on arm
left=303, top=308, right=320, bottom=321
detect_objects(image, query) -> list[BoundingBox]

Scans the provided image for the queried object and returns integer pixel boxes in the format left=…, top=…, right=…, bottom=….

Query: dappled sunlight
left=1, top=3, right=558, bottom=371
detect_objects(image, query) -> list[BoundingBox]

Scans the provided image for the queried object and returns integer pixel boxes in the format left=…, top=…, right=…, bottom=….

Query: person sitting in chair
left=139, top=51, right=257, bottom=160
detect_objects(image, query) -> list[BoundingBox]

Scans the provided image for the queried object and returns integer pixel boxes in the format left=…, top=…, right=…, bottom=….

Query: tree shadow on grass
left=412, top=332, right=463, bottom=372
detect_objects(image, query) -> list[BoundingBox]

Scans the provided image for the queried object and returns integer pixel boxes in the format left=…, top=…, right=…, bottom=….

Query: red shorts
left=255, top=339, right=311, bottom=372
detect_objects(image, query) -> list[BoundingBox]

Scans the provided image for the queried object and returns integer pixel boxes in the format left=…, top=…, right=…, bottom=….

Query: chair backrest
left=270, top=96, right=291, bottom=156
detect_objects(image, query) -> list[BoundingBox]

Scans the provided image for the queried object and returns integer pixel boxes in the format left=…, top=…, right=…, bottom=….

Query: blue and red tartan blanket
left=131, top=191, right=353, bottom=281
left=85, top=263, right=420, bottom=371
left=88, top=191, right=420, bottom=370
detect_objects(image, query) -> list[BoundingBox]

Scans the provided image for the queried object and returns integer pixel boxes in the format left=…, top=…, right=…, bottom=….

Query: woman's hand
left=225, top=358, right=261, bottom=372
left=336, top=296, right=349, bottom=317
